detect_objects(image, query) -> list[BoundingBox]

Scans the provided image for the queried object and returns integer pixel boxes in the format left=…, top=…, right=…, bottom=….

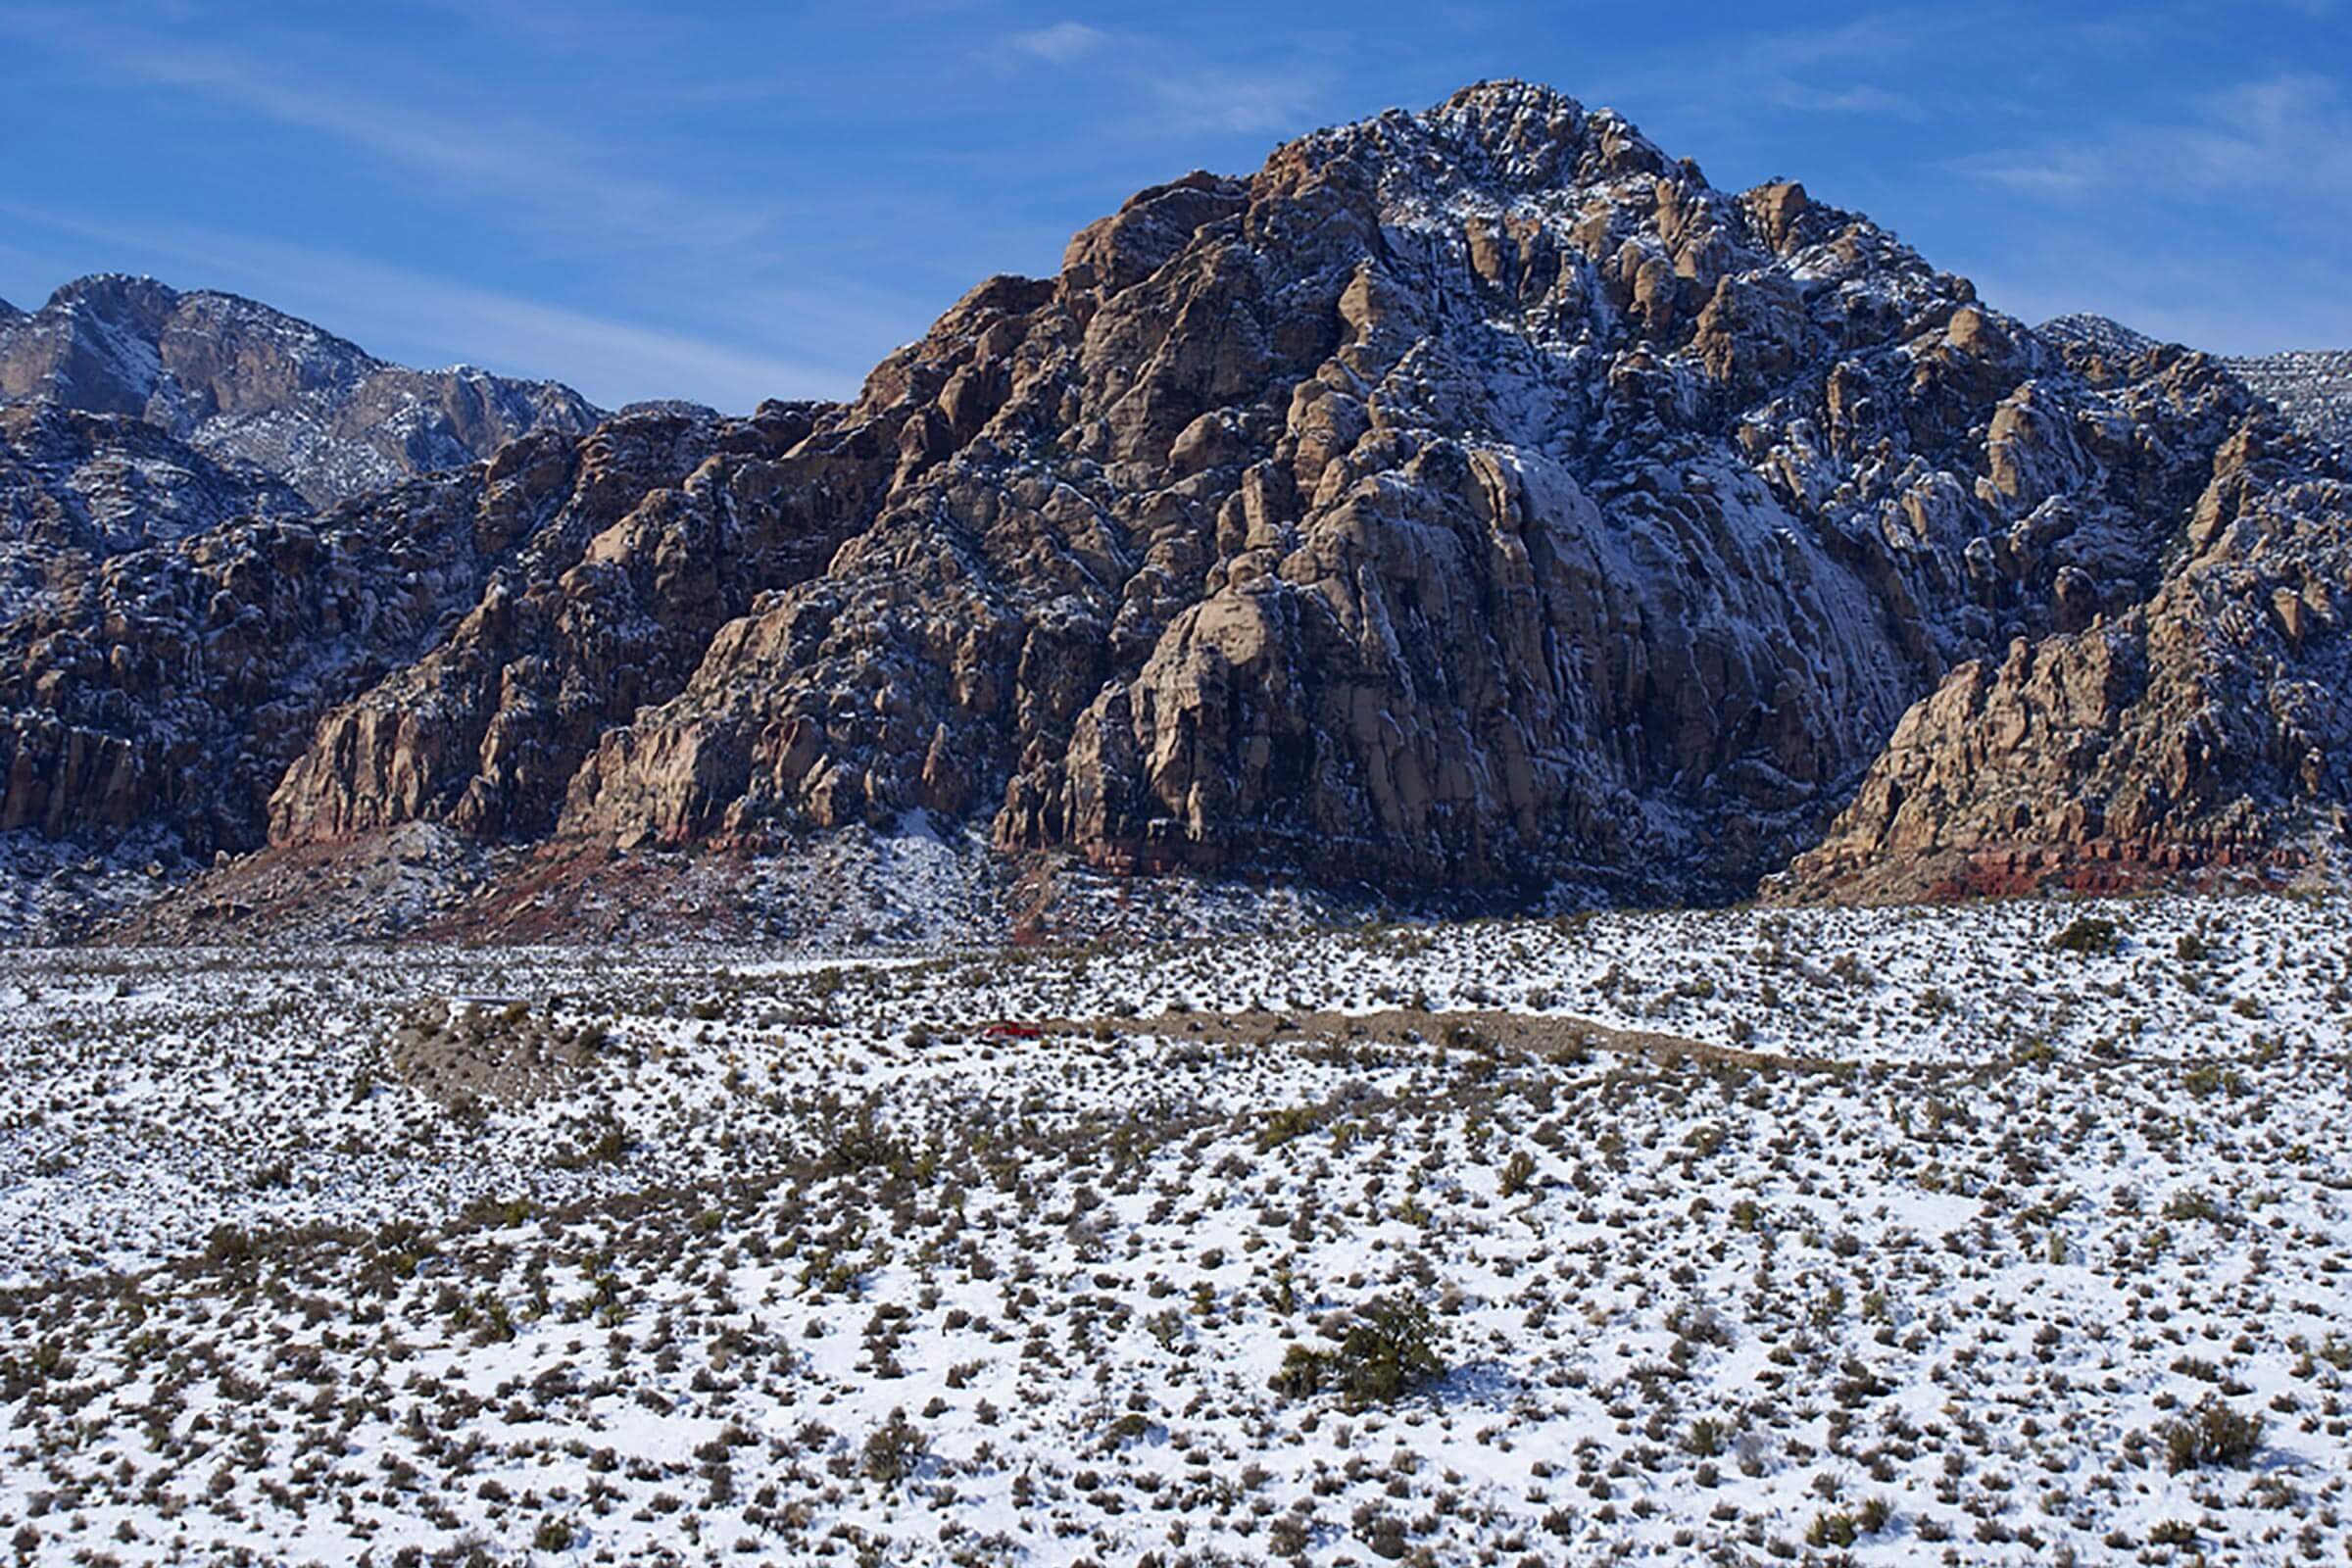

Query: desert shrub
left=821, top=1106, right=906, bottom=1175
left=1257, top=1104, right=1326, bottom=1152
left=204, top=1224, right=258, bottom=1267
left=2181, top=1063, right=2241, bottom=1098
left=860, top=1408, right=928, bottom=1484
left=2050, top=917, right=2119, bottom=956
left=1271, top=1297, right=1447, bottom=1409
left=2161, top=1191, right=2222, bottom=1223
left=1805, top=1510, right=1858, bottom=1547
left=2163, top=1396, right=2263, bottom=1474
left=1445, top=1021, right=1494, bottom=1052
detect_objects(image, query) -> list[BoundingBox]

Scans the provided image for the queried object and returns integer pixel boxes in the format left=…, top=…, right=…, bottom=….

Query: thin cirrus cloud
left=1935, top=67, right=2352, bottom=354
left=988, top=20, right=1330, bottom=134
left=0, top=201, right=843, bottom=411
left=1006, top=21, right=1107, bottom=64
left=1769, top=82, right=1923, bottom=119
left=0, top=7, right=776, bottom=254
left=1955, top=71, right=2352, bottom=209
left=1153, top=71, right=1328, bottom=135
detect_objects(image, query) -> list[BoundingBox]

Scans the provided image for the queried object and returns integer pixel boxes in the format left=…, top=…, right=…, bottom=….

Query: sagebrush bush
left=860, top=1408, right=928, bottom=1484
left=2163, top=1396, right=2263, bottom=1474
left=2050, top=917, right=2119, bottom=956
left=1270, top=1297, right=1447, bottom=1409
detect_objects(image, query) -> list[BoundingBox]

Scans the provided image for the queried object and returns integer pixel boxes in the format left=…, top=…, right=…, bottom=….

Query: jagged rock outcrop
left=1786, top=417, right=2352, bottom=898
left=536, top=82, right=2276, bottom=899
left=0, top=401, right=310, bottom=617
left=2043, top=314, right=2351, bottom=451
left=0, top=274, right=605, bottom=505
left=265, top=401, right=841, bottom=842
left=4, top=81, right=2347, bottom=930
left=2227, top=352, right=2352, bottom=451
left=0, top=407, right=730, bottom=855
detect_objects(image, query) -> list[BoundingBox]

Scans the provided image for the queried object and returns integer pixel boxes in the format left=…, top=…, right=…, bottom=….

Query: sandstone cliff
left=3, top=81, right=2345, bottom=932
left=1785, top=416, right=2352, bottom=899
left=527, top=82, right=2279, bottom=899
left=0, top=407, right=736, bottom=854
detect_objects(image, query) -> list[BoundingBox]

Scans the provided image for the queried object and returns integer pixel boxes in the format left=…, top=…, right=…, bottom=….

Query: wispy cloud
left=979, top=20, right=1330, bottom=136
left=1955, top=70, right=2352, bottom=208
left=1967, top=163, right=2095, bottom=194
left=1769, top=81, right=1922, bottom=119
left=1967, top=230, right=2352, bottom=355
left=0, top=8, right=774, bottom=253
left=1152, top=69, right=1328, bottom=134
left=1007, top=21, right=1107, bottom=64
left=0, top=202, right=849, bottom=410
left=1581, top=9, right=1972, bottom=136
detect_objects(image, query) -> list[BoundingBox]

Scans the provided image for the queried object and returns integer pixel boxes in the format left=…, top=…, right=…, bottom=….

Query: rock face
left=266, top=401, right=837, bottom=844
left=0, top=407, right=740, bottom=855
left=0, top=274, right=605, bottom=506
left=2044, top=315, right=2352, bottom=451
left=538, top=83, right=2283, bottom=900
left=0, top=401, right=310, bottom=618
left=1786, top=423, right=2352, bottom=899
left=2, top=81, right=2348, bottom=929
left=2226, top=351, right=2352, bottom=452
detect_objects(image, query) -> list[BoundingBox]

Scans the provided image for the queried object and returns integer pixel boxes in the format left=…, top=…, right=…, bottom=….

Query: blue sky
left=3, top=1, right=2345, bottom=411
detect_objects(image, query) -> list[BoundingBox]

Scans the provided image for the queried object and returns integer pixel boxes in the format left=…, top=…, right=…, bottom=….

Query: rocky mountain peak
left=2, top=81, right=2348, bottom=939
left=1284, top=78, right=1620, bottom=195
left=0, top=272, right=605, bottom=505
left=2039, top=312, right=2159, bottom=363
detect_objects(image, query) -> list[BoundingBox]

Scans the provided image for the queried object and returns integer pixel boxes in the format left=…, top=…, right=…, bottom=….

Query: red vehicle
left=980, top=1021, right=1044, bottom=1041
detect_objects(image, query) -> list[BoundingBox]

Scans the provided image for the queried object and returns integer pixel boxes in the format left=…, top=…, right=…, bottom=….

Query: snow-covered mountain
left=2040, top=313, right=2351, bottom=449
left=2226, top=349, right=2352, bottom=448
left=0, top=400, right=311, bottom=619
left=0, top=273, right=605, bottom=506
left=2034, top=311, right=2159, bottom=364
left=2, top=82, right=2348, bottom=938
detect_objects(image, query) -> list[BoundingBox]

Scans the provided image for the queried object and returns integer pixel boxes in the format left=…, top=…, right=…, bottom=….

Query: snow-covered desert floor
left=3, top=894, right=2349, bottom=1564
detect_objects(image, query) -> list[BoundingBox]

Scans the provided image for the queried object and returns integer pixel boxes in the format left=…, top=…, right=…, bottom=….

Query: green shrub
left=2161, top=1190, right=2222, bottom=1223
left=2181, top=1064, right=2240, bottom=1099
left=1805, top=1510, right=1859, bottom=1547
left=2163, top=1396, right=2263, bottom=1474
left=860, top=1408, right=928, bottom=1484
left=2050, top=916, right=2119, bottom=956
left=1269, top=1297, right=1447, bottom=1409
left=1258, top=1104, right=1326, bottom=1152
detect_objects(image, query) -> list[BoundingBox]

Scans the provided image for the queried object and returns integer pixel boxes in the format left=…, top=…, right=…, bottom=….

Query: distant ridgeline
left=2040, top=314, right=2352, bottom=448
